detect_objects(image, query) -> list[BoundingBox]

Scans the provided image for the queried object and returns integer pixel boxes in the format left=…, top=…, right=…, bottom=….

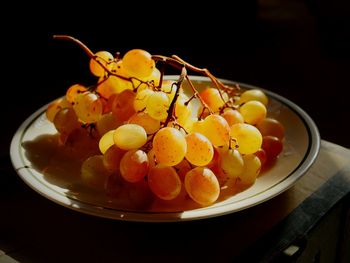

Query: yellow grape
left=147, top=148, right=157, bottom=169
left=113, top=124, right=147, bottom=150
left=198, top=114, right=230, bottom=147
left=185, top=132, right=214, bottom=166
left=128, top=112, right=160, bottom=134
left=73, top=92, right=103, bottom=123
left=120, top=149, right=149, bottom=183
left=133, top=88, right=154, bottom=112
left=219, top=148, right=244, bottom=179
left=53, top=108, right=80, bottom=136
left=221, top=108, right=244, bottom=127
left=153, top=127, right=187, bottom=166
left=122, top=49, right=155, bottom=78
left=230, top=123, right=262, bottom=154
left=239, top=89, right=268, bottom=106
left=103, top=145, right=126, bottom=172
left=238, top=154, right=261, bottom=185
left=175, top=93, right=193, bottom=127
left=146, top=91, right=169, bottom=120
left=46, top=98, right=71, bottom=122
left=96, top=112, right=122, bottom=136
left=111, top=89, right=136, bottom=122
left=239, top=100, right=267, bottom=125
left=174, top=159, right=192, bottom=181
left=96, top=77, right=121, bottom=99
left=199, top=87, right=227, bottom=113
left=66, top=84, right=88, bottom=104
left=161, top=80, right=177, bottom=101
left=184, top=167, right=220, bottom=206
left=89, top=51, right=114, bottom=77
left=148, top=164, right=181, bottom=200
left=81, top=155, right=111, bottom=190
left=99, top=130, right=115, bottom=154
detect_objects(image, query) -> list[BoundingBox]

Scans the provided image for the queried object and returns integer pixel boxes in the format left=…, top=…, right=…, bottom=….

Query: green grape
left=153, top=127, right=187, bottom=166
left=73, top=92, right=103, bottom=123
left=89, top=51, right=114, bottom=77
left=239, top=100, right=267, bottom=125
left=219, top=148, right=244, bottom=179
left=148, top=164, right=181, bottom=200
left=238, top=154, right=261, bottom=185
left=146, top=91, right=169, bottom=121
left=111, top=89, right=136, bottom=122
left=128, top=112, right=160, bottom=134
left=99, top=130, right=115, bottom=154
left=133, top=88, right=154, bottom=112
left=197, top=114, right=230, bottom=147
left=239, top=89, right=268, bottom=106
left=120, top=149, right=149, bottom=183
left=199, top=87, right=227, bottom=113
left=122, top=49, right=155, bottom=78
left=113, top=124, right=147, bottom=150
left=81, top=155, right=111, bottom=190
left=221, top=108, right=244, bottom=127
left=185, top=132, right=214, bottom=166
left=230, top=123, right=262, bottom=154
left=185, top=167, right=220, bottom=206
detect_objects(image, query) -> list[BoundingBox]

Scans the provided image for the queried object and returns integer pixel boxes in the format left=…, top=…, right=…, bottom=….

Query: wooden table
left=1, top=140, right=349, bottom=262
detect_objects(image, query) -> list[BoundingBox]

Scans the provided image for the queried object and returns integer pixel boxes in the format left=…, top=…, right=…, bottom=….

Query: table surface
left=1, top=140, right=349, bottom=262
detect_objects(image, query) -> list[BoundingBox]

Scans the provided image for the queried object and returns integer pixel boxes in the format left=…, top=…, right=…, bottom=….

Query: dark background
left=3, top=0, right=350, bottom=158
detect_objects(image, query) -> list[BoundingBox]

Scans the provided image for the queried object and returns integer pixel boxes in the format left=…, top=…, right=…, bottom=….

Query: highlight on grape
left=47, top=35, right=285, bottom=208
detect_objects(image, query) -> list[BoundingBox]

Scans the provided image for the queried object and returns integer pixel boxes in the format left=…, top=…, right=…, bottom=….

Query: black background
left=3, top=0, right=350, bottom=157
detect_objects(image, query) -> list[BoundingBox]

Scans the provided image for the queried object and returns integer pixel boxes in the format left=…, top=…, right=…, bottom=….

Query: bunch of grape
left=47, top=38, right=285, bottom=208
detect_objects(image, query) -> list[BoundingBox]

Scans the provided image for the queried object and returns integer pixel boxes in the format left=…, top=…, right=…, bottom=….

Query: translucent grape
left=146, top=91, right=169, bottom=121
left=53, top=108, right=80, bottom=136
left=66, top=84, right=88, bottom=104
left=46, top=98, right=71, bottom=122
left=133, top=88, right=154, bottom=112
left=199, top=115, right=230, bottom=147
left=120, top=149, right=149, bottom=183
left=221, top=109, right=244, bottom=127
left=96, top=112, right=122, bottom=136
left=81, top=155, right=111, bottom=190
left=230, top=123, right=262, bottom=154
left=239, top=89, right=268, bottom=106
left=239, top=100, right=267, bottom=125
left=89, top=51, right=114, bottom=77
left=111, top=89, right=136, bottom=122
left=113, top=124, right=147, bottom=150
left=153, top=127, right=187, bottom=166
left=185, top=132, right=214, bottom=166
left=256, top=118, right=285, bottom=140
left=73, top=92, right=103, bottom=123
left=128, top=112, right=160, bottom=134
left=99, top=130, right=115, bottom=154
left=185, top=167, right=220, bottom=206
left=148, top=164, right=181, bottom=200
left=122, top=49, right=155, bottom=78
left=238, top=154, right=261, bottom=185
left=199, top=87, right=227, bottom=113
left=103, top=145, right=125, bottom=172
left=219, top=148, right=244, bottom=179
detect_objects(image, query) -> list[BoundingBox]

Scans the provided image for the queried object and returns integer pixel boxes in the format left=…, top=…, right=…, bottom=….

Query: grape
left=81, top=155, right=111, bottom=190
left=256, top=118, right=285, bottom=140
left=53, top=108, right=80, bottom=136
left=111, top=89, right=136, bottom=122
left=199, top=87, right=227, bottom=113
left=255, top=148, right=267, bottom=167
left=128, top=112, right=160, bottom=134
left=239, top=89, right=268, bottom=106
left=261, top=136, right=283, bottom=161
left=66, top=84, right=88, bottom=104
left=146, top=91, right=169, bottom=121
left=185, top=167, right=220, bottom=206
left=99, top=130, right=115, bottom=154
left=120, top=150, right=149, bottom=183
left=147, top=148, right=157, bottom=169
left=103, top=145, right=125, bottom=172
left=134, top=88, right=154, bottom=112
left=185, top=132, right=214, bottom=166
left=175, top=93, right=193, bottom=127
left=96, top=112, right=122, bottom=136
left=148, top=164, right=181, bottom=200
left=89, top=51, right=114, bottom=77
left=96, top=78, right=120, bottom=99
left=221, top=109, right=244, bottom=127
left=73, top=92, right=103, bottom=123
left=239, top=100, right=267, bottom=125
left=153, top=127, right=187, bottom=166
left=46, top=98, right=71, bottom=122
left=113, top=124, right=147, bottom=150
left=239, top=155, right=261, bottom=185
left=174, top=159, right=192, bottom=181
left=199, top=114, right=230, bottom=147
left=219, top=148, right=244, bottom=179
left=122, top=49, right=155, bottom=78
left=230, top=123, right=262, bottom=154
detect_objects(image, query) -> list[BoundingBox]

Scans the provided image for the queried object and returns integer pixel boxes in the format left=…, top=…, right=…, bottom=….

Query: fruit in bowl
left=46, top=35, right=285, bottom=210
